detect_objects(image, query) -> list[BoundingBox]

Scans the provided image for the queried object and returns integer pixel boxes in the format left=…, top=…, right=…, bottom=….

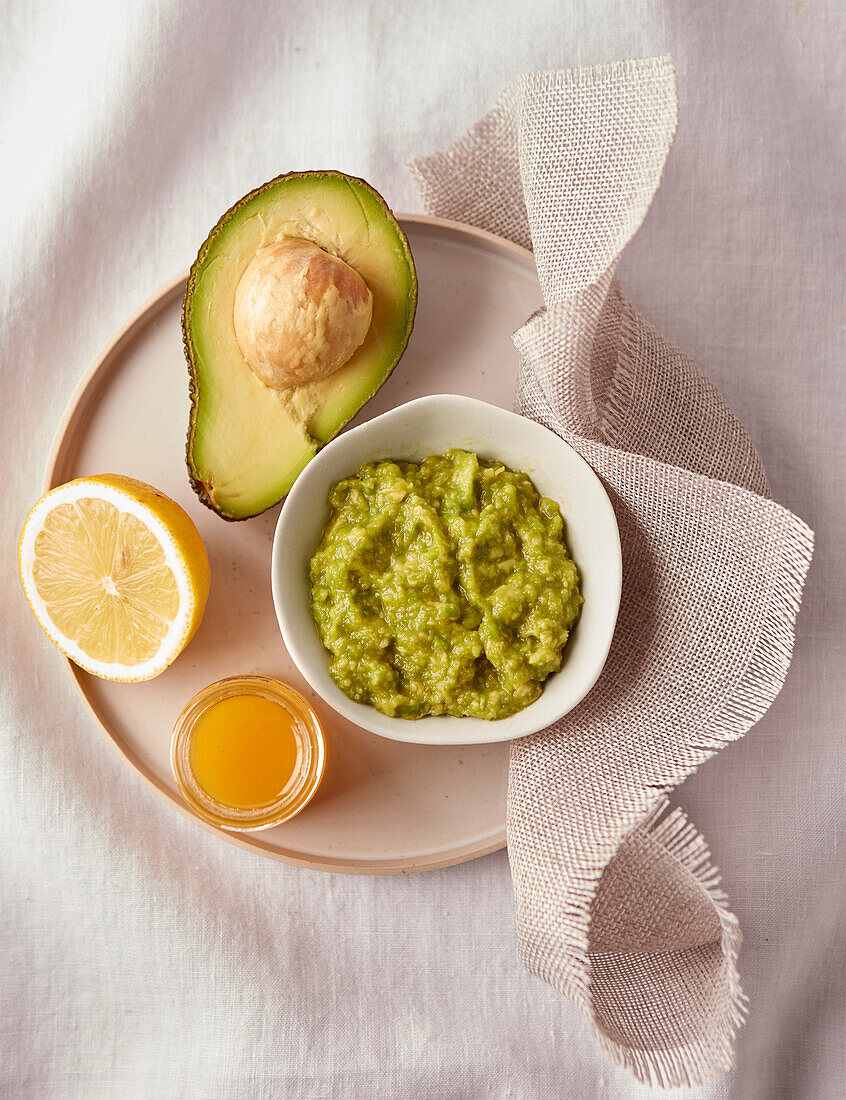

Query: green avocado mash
left=309, top=449, right=582, bottom=720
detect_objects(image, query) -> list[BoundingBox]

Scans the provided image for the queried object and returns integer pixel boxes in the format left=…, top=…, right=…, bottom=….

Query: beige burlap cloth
left=410, top=57, right=814, bottom=1088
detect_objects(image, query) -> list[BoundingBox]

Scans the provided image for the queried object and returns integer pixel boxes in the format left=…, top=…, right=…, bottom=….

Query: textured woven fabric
left=410, top=57, right=814, bottom=1088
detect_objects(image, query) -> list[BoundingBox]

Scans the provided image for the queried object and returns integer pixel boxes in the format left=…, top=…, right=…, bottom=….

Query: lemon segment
left=19, top=475, right=211, bottom=682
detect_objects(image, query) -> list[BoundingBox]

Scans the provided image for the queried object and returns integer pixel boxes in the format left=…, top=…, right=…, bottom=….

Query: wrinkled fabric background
left=1, top=2, right=844, bottom=1098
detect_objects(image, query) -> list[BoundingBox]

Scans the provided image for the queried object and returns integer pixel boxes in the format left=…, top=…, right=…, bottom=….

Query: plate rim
left=44, top=212, right=537, bottom=875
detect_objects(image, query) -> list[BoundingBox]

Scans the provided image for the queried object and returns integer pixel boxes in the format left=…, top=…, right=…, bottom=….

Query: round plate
left=46, top=214, right=544, bottom=874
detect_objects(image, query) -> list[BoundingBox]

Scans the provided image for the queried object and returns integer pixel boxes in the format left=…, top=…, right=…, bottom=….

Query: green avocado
left=182, top=171, right=417, bottom=520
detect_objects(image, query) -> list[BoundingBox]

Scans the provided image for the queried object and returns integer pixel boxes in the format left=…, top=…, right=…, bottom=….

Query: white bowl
left=271, top=395, right=621, bottom=745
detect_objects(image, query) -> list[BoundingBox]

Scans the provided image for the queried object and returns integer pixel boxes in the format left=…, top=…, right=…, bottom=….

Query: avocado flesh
left=183, top=171, right=417, bottom=520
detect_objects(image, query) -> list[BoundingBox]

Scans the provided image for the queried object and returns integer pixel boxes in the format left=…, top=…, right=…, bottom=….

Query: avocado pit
left=233, top=238, right=373, bottom=388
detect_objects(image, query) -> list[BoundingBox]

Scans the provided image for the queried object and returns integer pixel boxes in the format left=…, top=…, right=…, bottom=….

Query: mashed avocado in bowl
left=272, top=394, right=621, bottom=747
left=309, top=450, right=582, bottom=720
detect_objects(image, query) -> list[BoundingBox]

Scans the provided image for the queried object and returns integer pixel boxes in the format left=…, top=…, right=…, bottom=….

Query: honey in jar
left=171, top=675, right=325, bottom=831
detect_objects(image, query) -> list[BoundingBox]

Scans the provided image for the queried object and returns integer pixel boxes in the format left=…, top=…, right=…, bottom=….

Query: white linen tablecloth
left=1, top=2, right=843, bottom=1097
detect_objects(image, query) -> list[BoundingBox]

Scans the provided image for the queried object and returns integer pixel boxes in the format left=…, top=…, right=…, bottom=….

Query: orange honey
left=189, top=694, right=299, bottom=809
left=171, top=675, right=325, bottom=831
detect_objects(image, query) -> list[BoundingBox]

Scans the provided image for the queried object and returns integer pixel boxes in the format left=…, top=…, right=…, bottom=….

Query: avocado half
left=182, top=171, right=418, bottom=520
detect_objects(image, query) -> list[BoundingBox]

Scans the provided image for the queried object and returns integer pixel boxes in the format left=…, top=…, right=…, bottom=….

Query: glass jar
left=170, top=674, right=325, bottom=831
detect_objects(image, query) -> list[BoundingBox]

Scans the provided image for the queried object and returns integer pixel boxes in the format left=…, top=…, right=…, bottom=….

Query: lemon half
left=19, top=474, right=211, bottom=682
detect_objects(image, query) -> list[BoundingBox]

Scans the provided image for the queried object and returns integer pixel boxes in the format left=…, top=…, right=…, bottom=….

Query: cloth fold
left=410, top=56, right=814, bottom=1088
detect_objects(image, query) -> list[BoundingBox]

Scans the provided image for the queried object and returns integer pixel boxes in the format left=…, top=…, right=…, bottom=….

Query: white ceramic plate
left=46, top=214, right=546, bottom=873
left=273, top=395, right=621, bottom=745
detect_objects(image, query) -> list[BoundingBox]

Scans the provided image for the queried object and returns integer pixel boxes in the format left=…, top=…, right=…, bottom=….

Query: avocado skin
left=182, top=170, right=418, bottom=522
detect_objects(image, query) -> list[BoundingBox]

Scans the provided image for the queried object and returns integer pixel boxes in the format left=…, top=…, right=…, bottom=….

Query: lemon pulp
left=32, top=497, right=180, bottom=665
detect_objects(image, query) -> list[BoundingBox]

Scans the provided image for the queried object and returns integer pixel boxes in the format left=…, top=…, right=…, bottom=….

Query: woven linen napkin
left=410, top=56, right=814, bottom=1088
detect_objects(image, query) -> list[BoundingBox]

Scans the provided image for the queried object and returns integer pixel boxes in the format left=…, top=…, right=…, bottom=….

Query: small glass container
left=170, top=675, right=325, bottom=831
